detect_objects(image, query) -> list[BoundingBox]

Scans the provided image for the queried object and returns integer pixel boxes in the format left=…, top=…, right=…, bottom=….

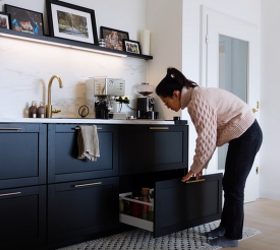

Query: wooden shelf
left=0, top=28, right=153, bottom=60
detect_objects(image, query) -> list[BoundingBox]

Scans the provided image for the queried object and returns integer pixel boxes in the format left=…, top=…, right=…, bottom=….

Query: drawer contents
left=119, top=189, right=154, bottom=232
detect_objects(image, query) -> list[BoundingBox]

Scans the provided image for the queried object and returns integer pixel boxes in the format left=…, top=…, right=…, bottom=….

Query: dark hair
left=16, top=10, right=31, bottom=22
left=156, top=67, right=197, bottom=98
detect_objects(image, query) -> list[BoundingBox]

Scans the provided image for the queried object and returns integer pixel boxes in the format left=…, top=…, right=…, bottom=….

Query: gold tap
left=46, top=75, right=63, bottom=118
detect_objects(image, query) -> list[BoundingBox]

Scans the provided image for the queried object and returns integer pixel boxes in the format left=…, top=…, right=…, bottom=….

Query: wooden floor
left=223, top=198, right=280, bottom=249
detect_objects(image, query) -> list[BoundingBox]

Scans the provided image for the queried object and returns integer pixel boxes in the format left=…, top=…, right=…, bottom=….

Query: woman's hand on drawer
left=181, top=169, right=203, bottom=182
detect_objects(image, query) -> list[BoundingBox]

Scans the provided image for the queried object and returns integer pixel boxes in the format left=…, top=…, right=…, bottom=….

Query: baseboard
left=260, top=189, right=280, bottom=201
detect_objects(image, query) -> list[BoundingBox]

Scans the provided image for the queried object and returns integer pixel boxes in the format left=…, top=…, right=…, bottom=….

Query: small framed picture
left=124, top=39, right=141, bottom=54
left=46, top=0, right=98, bottom=45
left=100, top=26, right=129, bottom=51
left=0, top=12, right=10, bottom=29
left=4, top=4, right=44, bottom=35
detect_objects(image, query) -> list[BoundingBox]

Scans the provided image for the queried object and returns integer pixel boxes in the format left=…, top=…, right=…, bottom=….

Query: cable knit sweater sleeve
left=188, top=96, right=217, bottom=174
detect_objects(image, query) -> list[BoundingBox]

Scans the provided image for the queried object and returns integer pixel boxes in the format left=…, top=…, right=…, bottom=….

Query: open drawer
left=119, top=173, right=223, bottom=238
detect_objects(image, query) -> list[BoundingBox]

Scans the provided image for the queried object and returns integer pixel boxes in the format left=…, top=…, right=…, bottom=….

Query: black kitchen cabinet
left=119, top=173, right=223, bottom=238
left=0, top=121, right=223, bottom=249
left=154, top=173, right=222, bottom=237
left=119, top=125, right=188, bottom=175
left=0, top=124, right=47, bottom=189
left=47, top=177, right=119, bottom=244
left=0, top=185, right=47, bottom=250
left=48, top=124, right=119, bottom=183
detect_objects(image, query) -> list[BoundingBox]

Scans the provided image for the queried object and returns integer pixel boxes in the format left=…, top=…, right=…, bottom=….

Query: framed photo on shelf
left=0, top=12, right=10, bottom=30
left=46, top=0, right=98, bottom=45
left=124, top=39, right=141, bottom=54
left=4, top=4, right=44, bottom=35
left=100, top=26, right=129, bottom=51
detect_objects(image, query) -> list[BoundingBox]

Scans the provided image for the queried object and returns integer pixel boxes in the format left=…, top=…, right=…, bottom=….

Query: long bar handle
left=0, top=127, right=22, bottom=130
left=74, top=182, right=102, bottom=188
left=0, top=192, right=22, bottom=197
left=149, top=127, right=169, bottom=130
left=185, top=179, right=205, bottom=184
left=75, top=127, right=102, bottom=130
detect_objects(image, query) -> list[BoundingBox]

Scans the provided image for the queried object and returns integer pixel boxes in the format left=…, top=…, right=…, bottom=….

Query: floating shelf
left=0, top=28, right=153, bottom=60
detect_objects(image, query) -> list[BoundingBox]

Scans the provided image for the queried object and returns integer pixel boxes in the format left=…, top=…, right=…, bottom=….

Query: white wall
left=259, top=0, right=280, bottom=201
left=146, top=0, right=183, bottom=120
left=0, top=0, right=147, bottom=118
left=146, top=0, right=262, bottom=192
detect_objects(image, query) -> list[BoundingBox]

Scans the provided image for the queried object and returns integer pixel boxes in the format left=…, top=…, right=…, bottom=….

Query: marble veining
left=0, top=37, right=148, bottom=119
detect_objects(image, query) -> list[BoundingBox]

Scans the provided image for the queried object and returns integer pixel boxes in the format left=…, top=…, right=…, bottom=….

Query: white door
left=200, top=7, right=260, bottom=202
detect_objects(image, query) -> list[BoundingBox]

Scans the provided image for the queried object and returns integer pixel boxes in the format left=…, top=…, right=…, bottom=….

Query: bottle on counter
left=141, top=188, right=150, bottom=220
left=37, top=102, right=46, bottom=118
left=29, top=101, right=37, bottom=118
left=131, top=189, right=142, bottom=218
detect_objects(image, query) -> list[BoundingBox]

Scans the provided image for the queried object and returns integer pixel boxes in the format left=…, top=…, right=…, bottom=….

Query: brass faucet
left=46, top=75, right=63, bottom=118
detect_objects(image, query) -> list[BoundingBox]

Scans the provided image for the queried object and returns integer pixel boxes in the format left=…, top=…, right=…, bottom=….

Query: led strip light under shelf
left=0, top=32, right=127, bottom=58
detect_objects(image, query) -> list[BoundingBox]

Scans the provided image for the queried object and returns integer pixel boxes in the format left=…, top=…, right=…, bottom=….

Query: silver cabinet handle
left=74, top=182, right=102, bottom=188
left=0, top=192, right=21, bottom=197
left=0, top=127, right=22, bottom=130
left=149, top=127, right=169, bottom=130
left=185, top=179, right=205, bottom=184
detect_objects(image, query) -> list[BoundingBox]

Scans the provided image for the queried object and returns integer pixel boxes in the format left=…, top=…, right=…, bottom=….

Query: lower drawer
left=119, top=173, right=223, bottom=238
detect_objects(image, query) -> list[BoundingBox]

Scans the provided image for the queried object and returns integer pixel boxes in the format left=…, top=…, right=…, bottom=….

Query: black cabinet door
left=48, top=124, right=119, bottom=183
left=48, top=177, right=119, bottom=243
left=119, top=125, right=188, bottom=175
left=0, top=185, right=47, bottom=250
left=0, top=124, right=47, bottom=189
left=154, top=173, right=223, bottom=238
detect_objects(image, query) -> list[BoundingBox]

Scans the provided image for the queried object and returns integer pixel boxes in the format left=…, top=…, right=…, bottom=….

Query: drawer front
left=0, top=185, right=47, bottom=250
left=119, top=125, right=188, bottom=175
left=48, top=177, right=119, bottom=243
left=154, top=173, right=223, bottom=238
left=48, top=124, right=119, bottom=183
left=0, top=124, right=47, bottom=189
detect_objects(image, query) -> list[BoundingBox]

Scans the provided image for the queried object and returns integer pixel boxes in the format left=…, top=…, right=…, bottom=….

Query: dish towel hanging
left=77, top=125, right=100, bottom=161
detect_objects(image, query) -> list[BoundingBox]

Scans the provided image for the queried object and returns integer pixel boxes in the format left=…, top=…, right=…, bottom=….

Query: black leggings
left=220, top=120, right=263, bottom=240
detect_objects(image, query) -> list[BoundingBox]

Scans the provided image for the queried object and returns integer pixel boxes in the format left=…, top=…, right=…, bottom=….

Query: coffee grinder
left=136, top=83, right=158, bottom=119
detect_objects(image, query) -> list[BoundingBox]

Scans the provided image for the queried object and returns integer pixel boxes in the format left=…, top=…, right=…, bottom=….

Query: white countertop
left=0, top=118, right=176, bottom=125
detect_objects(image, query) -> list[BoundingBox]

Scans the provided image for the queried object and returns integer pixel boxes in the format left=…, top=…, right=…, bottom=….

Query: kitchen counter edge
left=0, top=118, right=180, bottom=125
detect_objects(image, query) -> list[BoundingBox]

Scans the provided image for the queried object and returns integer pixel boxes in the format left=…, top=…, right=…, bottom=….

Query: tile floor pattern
left=57, top=221, right=260, bottom=250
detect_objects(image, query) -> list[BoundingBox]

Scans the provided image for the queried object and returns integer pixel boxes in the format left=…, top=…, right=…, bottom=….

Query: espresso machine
left=136, top=83, right=158, bottom=119
left=86, top=77, right=126, bottom=119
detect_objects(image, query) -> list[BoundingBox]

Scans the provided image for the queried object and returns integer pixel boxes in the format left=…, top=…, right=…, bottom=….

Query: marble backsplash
left=0, top=37, right=148, bottom=119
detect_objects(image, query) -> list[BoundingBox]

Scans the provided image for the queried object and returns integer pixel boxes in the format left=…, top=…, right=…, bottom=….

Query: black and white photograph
left=0, top=12, right=10, bottom=29
left=46, top=0, right=98, bottom=45
left=124, top=39, right=141, bottom=54
left=4, top=5, right=44, bottom=35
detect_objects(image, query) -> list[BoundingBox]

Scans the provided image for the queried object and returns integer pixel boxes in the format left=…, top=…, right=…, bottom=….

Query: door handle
left=74, top=182, right=102, bottom=188
left=185, top=179, right=205, bottom=184
left=149, top=127, right=169, bottom=130
left=252, top=101, right=259, bottom=113
left=0, top=192, right=21, bottom=197
left=0, top=127, right=22, bottom=130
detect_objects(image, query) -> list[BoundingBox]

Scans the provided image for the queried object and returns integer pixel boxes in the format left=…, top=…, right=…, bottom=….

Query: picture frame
left=46, top=0, right=98, bottom=45
left=124, top=39, right=141, bottom=54
left=100, top=26, right=129, bottom=51
left=4, top=4, right=44, bottom=35
left=0, top=12, right=10, bottom=30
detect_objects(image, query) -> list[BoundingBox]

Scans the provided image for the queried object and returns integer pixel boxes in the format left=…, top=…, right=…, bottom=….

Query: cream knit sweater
left=180, top=86, right=255, bottom=174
